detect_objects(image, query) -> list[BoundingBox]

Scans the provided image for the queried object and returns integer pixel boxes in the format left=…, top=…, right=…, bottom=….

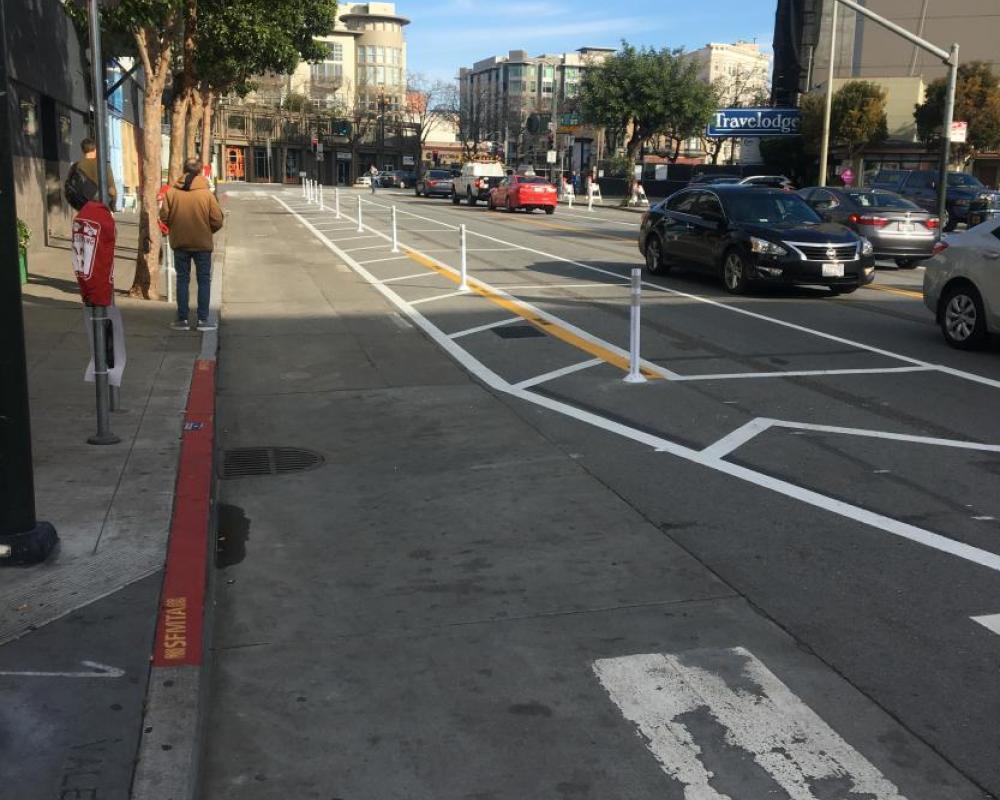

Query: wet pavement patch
left=216, top=504, right=251, bottom=568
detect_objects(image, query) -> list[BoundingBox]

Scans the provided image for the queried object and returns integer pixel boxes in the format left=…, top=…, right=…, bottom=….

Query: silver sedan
left=923, top=220, right=1000, bottom=349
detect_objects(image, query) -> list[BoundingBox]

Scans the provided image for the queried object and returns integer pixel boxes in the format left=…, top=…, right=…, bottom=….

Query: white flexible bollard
left=588, top=192, right=594, bottom=212
left=459, top=224, right=469, bottom=292
left=302, top=179, right=307, bottom=199
left=319, top=183, right=324, bottom=211
left=623, top=266, right=646, bottom=384
left=335, top=187, right=341, bottom=219
left=391, top=206, right=399, bottom=254
left=357, top=196, right=364, bottom=233
left=568, top=192, right=573, bottom=208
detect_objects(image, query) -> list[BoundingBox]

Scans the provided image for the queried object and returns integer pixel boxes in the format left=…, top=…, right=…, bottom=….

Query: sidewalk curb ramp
left=130, top=237, right=224, bottom=800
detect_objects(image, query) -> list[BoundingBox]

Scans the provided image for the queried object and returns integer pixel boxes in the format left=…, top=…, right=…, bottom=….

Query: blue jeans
left=174, top=249, right=212, bottom=322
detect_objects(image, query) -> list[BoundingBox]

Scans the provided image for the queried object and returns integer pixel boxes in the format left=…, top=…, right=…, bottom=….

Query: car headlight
left=749, top=237, right=787, bottom=256
left=860, top=237, right=874, bottom=256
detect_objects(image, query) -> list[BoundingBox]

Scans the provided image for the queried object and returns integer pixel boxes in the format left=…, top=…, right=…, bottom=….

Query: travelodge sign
left=707, top=108, right=801, bottom=138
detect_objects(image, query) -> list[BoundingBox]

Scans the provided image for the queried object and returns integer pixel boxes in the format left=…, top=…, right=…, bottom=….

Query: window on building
left=377, top=46, right=385, bottom=63
left=376, top=65, right=385, bottom=84
left=328, top=43, right=343, bottom=61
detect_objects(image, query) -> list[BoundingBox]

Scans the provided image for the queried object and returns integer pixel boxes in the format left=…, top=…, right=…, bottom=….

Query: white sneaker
left=197, top=320, right=217, bottom=332
left=171, top=319, right=189, bottom=331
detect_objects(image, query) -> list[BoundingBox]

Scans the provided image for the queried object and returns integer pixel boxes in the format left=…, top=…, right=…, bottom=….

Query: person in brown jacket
left=66, top=137, right=118, bottom=209
left=159, top=158, right=224, bottom=331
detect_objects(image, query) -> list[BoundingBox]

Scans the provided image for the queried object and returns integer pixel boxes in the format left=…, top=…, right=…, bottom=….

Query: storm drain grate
left=493, top=323, right=545, bottom=339
left=221, top=447, right=325, bottom=479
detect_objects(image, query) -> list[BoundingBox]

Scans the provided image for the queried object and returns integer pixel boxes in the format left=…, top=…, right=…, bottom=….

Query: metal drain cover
left=221, top=447, right=325, bottom=479
left=493, top=323, right=545, bottom=339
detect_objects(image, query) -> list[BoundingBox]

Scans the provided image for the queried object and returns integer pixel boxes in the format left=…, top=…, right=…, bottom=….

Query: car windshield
left=947, top=173, right=984, bottom=188
left=428, top=170, right=451, bottom=179
left=847, top=191, right=918, bottom=209
left=724, top=192, right=820, bottom=224
left=519, top=177, right=550, bottom=184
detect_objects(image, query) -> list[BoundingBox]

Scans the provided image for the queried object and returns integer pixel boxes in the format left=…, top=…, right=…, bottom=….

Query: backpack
left=65, top=163, right=99, bottom=210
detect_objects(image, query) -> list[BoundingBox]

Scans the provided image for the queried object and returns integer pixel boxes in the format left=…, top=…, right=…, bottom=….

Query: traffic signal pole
left=0, top=3, right=58, bottom=564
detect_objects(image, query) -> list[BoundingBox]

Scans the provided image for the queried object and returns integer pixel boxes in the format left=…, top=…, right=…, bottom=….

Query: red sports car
left=488, top=175, right=557, bottom=214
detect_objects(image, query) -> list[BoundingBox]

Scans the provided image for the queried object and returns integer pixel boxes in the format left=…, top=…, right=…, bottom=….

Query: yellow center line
left=403, top=249, right=659, bottom=379
left=865, top=283, right=923, bottom=299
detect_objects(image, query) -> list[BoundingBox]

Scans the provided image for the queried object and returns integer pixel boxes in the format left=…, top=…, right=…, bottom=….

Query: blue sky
left=404, top=0, right=779, bottom=81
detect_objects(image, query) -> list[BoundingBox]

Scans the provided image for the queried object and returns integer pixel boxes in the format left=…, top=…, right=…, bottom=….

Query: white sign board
left=546, top=149, right=557, bottom=164
left=336, top=151, right=351, bottom=161
left=84, top=305, right=127, bottom=387
left=654, top=164, right=668, bottom=181
left=316, top=141, right=324, bottom=155
left=402, top=155, right=415, bottom=165
left=950, top=121, right=968, bottom=143
left=739, top=137, right=764, bottom=165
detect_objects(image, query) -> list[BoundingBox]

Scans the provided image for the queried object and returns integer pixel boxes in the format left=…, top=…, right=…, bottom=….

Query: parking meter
left=72, top=200, right=117, bottom=306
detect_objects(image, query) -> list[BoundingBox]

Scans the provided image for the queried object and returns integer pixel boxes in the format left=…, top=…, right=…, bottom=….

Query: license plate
left=822, top=262, right=844, bottom=277
left=533, top=187, right=546, bottom=193
left=899, top=222, right=914, bottom=232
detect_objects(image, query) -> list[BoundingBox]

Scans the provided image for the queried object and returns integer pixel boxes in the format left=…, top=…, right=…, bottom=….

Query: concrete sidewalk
left=0, top=217, right=209, bottom=799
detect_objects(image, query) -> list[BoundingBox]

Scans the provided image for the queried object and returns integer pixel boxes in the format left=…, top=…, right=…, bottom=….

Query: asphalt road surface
left=203, top=184, right=1000, bottom=800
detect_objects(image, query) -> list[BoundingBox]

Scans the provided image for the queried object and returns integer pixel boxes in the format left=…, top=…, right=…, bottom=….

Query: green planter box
left=18, top=247, right=27, bottom=285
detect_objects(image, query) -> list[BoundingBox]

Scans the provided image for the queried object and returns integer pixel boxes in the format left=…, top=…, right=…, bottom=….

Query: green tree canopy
left=831, top=81, right=888, bottom=160
left=915, top=61, right=1000, bottom=162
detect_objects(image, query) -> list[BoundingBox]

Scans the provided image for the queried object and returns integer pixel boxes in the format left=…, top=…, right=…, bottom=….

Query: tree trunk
left=200, top=88, right=214, bottom=166
left=186, top=89, right=203, bottom=162
left=168, top=88, right=190, bottom=183
left=131, top=77, right=166, bottom=299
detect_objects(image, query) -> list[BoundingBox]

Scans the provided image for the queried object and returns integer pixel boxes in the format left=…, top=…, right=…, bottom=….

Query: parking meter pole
left=458, top=225, right=470, bottom=292
left=0, top=10, right=59, bottom=564
left=357, top=196, right=364, bottom=233
left=87, top=305, right=120, bottom=445
left=623, top=267, right=646, bottom=384
left=938, top=47, right=960, bottom=228
left=335, top=187, right=341, bottom=219
left=391, top=206, right=399, bottom=253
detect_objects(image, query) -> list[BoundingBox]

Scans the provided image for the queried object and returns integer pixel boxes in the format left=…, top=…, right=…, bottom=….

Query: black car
left=638, top=186, right=876, bottom=295
left=688, top=174, right=741, bottom=187
left=871, top=169, right=993, bottom=231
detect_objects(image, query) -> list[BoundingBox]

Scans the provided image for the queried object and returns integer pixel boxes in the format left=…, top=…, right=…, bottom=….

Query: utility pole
left=817, top=0, right=838, bottom=187
left=0, top=2, right=58, bottom=564
left=549, top=62, right=559, bottom=184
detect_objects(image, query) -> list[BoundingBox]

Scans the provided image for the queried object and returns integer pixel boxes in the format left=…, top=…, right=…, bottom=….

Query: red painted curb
left=151, top=359, right=216, bottom=668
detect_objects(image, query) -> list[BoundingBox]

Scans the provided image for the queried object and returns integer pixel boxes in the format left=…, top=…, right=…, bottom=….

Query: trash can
left=18, top=247, right=27, bottom=285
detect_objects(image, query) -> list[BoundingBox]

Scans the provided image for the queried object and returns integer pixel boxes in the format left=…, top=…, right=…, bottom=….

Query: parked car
left=798, top=186, right=938, bottom=268
left=488, top=175, right=558, bottom=214
left=638, top=186, right=876, bottom=295
left=968, top=190, right=1000, bottom=228
left=688, top=174, right=742, bottom=187
left=452, top=160, right=506, bottom=206
left=871, top=169, right=993, bottom=231
left=353, top=175, right=372, bottom=188
left=738, top=175, right=796, bottom=191
left=414, top=169, right=454, bottom=198
left=923, top=218, right=1000, bottom=349
left=379, top=170, right=416, bottom=189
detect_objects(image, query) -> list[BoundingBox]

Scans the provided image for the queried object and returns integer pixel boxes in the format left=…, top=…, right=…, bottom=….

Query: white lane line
left=409, top=290, right=469, bottom=306
left=274, top=195, right=1000, bottom=576
left=557, top=207, right=643, bottom=227
left=971, top=614, right=1000, bottom=636
left=594, top=648, right=908, bottom=800
left=329, top=235, right=379, bottom=242
left=701, top=416, right=1000, bottom=460
left=341, top=244, right=389, bottom=253
left=672, top=365, right=935, bottom=382
left=496, top=282, right=631, bottom=290
left=514, top=358, right=604, bottom=390
left=449, top=317, right=522, bottom=339
left=400, top=227, right=459, bottom=233
left=467, top=247, right=522, bottom=252
left=359, top=256, right=411, bottom=266
left=0, top=660, right=125, bottom=679
left=379, top=270, right=434, bottom=282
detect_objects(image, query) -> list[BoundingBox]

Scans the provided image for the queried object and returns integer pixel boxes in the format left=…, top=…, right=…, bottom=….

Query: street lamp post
left=0, top=3, right=58, bottom=564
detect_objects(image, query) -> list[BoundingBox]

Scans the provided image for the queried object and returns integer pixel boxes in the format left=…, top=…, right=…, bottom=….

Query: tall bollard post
left=88, top=306, right=122, bottom=443
left=588, top=192, right=594, bottom=212
left=568, top=192, right=573, bottom=209
left=623, top=266, right=646, bottom=384
left=459, top=224, right=470, bottom=292
left=357, top=195, right=364, bottom=233
left=335, top=187, right=341, bottom=219
left=302, top=178, right=307, bottom=199
left=391, top=206, right=399, bottom=253
left=318, top=183, right=324, bottom=211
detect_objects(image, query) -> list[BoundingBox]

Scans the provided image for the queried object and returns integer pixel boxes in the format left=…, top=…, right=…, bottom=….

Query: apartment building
left=221, top=2, right=412, bottom=185
left=458, top=47, right=613, bottom=172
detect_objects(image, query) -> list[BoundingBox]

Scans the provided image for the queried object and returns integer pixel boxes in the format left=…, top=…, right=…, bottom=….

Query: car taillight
left=932, top=240, right=949, bottom=256
left=923, top=218, right=940, bottom=229
left=428, top=180, right=437, bottom=186
left=848, top=214, right=889, bottom=228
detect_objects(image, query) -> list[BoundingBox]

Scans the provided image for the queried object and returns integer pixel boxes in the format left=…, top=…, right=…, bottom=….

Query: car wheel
left=415, top=187, right=421, bottom=197
left=941, top=283, right=988, bottom=349
left=943, top=209, right=956, bottom=232
left=451, top=191, right=460, bottom=205
left=467, top=190, right=477, bottom=207
left=722, top=249, right=750, bottom=294
left=544, top=206, right=555, bottom=215
left=644, top=235, right=670, bottom=276
left=507, top=197, right=515, bottom=213
left=895, top=258, right=921, bottom=269
left=488, top=195, right=495, bottom=211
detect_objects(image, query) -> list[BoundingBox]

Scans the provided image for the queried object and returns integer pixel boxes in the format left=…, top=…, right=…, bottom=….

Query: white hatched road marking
left=971, top=614, right=1000, bottom=636
left=0, top=660, right=125, bottom=679
left=359, top=256, right=411, bottom=266
left=514, top=358, right=604, bottom=390
left=273, top=194, right=1000, bottom=576
left=380, top=271, right=438, bottom=283
left=449, top=317, right=522, bottom=339
left=594, top=648, right=907, bottom=800
left=409, top=290, right=469, bottom=306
